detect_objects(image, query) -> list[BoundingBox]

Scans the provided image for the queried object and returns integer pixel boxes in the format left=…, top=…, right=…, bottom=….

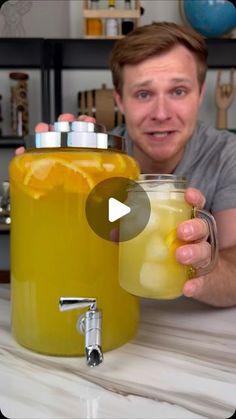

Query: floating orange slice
left=102, top=152, right=127, bottom=174
left=72, top=153, right=103, bottom=172
left=10, top=154, right=35, bottom=184
left=10, top=151, right=140, bottom=200
left=165, top=229, right=185, bottom=257
left=23, top=157, right=95, bottom=198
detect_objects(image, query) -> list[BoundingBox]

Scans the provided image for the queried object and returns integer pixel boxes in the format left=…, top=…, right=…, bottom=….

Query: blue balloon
left=183, top=0, right=236, bottom=38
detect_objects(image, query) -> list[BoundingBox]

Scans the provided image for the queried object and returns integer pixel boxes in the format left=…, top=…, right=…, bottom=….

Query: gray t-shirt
left=111, top=120, right=236, bottom=213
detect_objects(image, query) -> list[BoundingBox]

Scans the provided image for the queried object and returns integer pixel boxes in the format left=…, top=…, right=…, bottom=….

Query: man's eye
left=136, top=91, right=150, bottom=100
left=173, top=88, right=186, bottom=97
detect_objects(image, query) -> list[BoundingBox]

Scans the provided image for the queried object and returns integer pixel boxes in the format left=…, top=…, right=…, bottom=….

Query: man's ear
left=113, top=90, right=124, bottom=114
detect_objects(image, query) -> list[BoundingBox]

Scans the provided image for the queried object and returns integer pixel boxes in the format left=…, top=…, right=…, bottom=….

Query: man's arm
left=182, top=208, right=236, bottom=307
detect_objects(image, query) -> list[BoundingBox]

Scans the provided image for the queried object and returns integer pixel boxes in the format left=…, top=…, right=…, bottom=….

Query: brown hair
left=110, top=22, right=208, bottom=95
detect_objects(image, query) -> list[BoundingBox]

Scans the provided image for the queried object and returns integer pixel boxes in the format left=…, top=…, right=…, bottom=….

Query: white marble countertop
left=0, top=284, right=236, bottom=419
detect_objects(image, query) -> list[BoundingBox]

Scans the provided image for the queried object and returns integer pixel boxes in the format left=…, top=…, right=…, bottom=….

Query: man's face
left=114, top=45, right=205, bottom=172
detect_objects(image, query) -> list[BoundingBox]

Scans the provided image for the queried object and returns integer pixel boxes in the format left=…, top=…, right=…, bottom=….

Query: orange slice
left=102, top=152, right=127, bottom=174
left=10, top=154, right=35, bottom=184
left=124, top=155, right=140, bottom=178
left=72, top=153, right=103, bottom=173
left=23, top=157, right=95, bottom=198
left=165, top=229, right=185, bottom=258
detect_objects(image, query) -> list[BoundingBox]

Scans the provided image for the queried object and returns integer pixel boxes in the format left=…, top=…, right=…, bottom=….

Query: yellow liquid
left=10, top=148, right=140, bottom=355
left=119, top=190, right=193, bottom=299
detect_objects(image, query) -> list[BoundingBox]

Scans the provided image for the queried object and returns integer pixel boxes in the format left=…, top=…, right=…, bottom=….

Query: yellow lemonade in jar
left=119, top=179, right=193, bottom=299
left=10, top=147, right=140, bottom=355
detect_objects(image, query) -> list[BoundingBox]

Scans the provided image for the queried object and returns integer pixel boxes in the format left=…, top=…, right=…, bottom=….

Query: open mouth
left=146, top=131, right=175, bottom=139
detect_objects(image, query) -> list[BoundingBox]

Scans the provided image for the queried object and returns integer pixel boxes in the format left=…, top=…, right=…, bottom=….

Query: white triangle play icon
left=108, top=197, right=131, bottom=222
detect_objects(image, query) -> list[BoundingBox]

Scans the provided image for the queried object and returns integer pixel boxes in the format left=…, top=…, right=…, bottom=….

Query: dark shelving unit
left=0, top=38, right=51, bottom=124
left=48, top=38, right=236, bottom=117
left=48, top=39, right=117, bottom=116
left=0, top=136, right=25, bottom=148
left=0, top=37, right=235, bottom=136
left=48, top=38, right=236, bottom=69
left=207, top=38, right=236, bottom=68
left=0, top=37, right=236, bottom=239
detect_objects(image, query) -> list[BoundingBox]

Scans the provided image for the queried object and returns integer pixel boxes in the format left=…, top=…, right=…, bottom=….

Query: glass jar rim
left=138, top=174, right=186, bottom=183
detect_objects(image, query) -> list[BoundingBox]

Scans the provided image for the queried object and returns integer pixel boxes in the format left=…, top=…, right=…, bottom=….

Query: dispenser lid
left=54, top=121, right=106, bottom=133
left=28, top=121, right=126, bottom=152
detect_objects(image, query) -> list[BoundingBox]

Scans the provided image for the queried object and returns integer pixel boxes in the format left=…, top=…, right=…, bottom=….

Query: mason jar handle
left=193, top=208, right=218, bottom=277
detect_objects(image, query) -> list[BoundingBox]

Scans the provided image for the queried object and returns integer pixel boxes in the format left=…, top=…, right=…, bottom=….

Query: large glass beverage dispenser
left=9, top=121, right=140, bottom=365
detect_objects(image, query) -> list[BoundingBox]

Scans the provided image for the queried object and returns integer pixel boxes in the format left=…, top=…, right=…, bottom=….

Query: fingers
left=182, top=276, right=204, bottom=297
left=230, top=68, right=234, bottom=86
left=177, top=187, right=210, bottom=270
left=35, top=114, right=97, bottom=132
left=78, top=115, right=97, bottom=123
left=35, top=122, right=53, bottom=133
left=176, top=241, right=211, bottom=267
left=216, top=69, right=234, bottom=96
left=58, top=113, right=76, bottom=122
left=58, top=113, right=97, bottom=123
left=177, top=217, right=209, bottom=242
left=15, top=146, right=25, bottom=155
left=216, top=69, right=222, bottom=85
left=184, top=187, right=206, bottom=209
left=176, top=217, right=210, bottom=267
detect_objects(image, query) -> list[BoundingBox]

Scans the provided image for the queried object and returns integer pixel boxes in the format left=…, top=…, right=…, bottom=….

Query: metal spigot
left=0, top=181, right=11, bottom=225
left=59, top=297, right=103, bottom=367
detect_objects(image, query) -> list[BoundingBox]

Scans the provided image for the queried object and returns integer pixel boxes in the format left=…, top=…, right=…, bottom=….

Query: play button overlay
left=108, top=198, right=131, bottom=222
left=85, top=177, right=151, bottom=242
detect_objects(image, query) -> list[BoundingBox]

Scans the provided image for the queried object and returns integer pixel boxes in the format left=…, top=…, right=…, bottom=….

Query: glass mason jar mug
left=9, top=121, right=140, bottom=361
left=119, top=174, right=218, bottom=299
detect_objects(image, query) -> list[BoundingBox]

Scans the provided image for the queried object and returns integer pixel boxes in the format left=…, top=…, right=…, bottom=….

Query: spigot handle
left=59, top=297, right=96, bottom=311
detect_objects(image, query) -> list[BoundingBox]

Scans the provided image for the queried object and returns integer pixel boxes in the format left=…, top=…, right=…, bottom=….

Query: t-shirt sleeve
left=211, top=133, right=236, bottom=213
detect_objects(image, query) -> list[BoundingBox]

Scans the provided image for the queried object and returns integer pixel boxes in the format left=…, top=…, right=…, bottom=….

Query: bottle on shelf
left=122, top=0, right=134, bottom=35
left=86, top=0, right=103, bottom=37
left=9, top=72, right=29, bottom=137
left=105, top=0, right=119, bottom=37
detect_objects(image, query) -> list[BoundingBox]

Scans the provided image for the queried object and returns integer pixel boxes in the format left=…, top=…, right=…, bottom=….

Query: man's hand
left=15, top=114, right=96, bottom=154
left=175, top=187, right=213, bottom=299
left=35, top=113, right=96, bottom=131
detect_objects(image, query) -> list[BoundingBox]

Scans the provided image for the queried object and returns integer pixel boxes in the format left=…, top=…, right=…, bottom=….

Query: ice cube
left=145, top=234, right=168, bottom=261
left=140, top=262, right=169, bottom=290
left=144, top=211, right=160, bottom=232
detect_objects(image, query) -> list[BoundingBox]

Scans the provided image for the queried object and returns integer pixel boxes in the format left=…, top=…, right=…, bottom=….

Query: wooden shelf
left=83, top=0, right=141, bottom=38
left=83, top=35, right=123, bottom=39
left=83, top=9, right=140, bottom=18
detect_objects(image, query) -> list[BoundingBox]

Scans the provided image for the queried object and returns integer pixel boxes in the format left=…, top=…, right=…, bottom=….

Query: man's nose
left=150, top=96, right=172, bottom=122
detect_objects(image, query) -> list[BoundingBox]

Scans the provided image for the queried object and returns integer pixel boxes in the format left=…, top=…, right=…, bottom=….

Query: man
left=107, top=22, right=236, bottom=307
left=18, top=22, right=236, bottom=307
